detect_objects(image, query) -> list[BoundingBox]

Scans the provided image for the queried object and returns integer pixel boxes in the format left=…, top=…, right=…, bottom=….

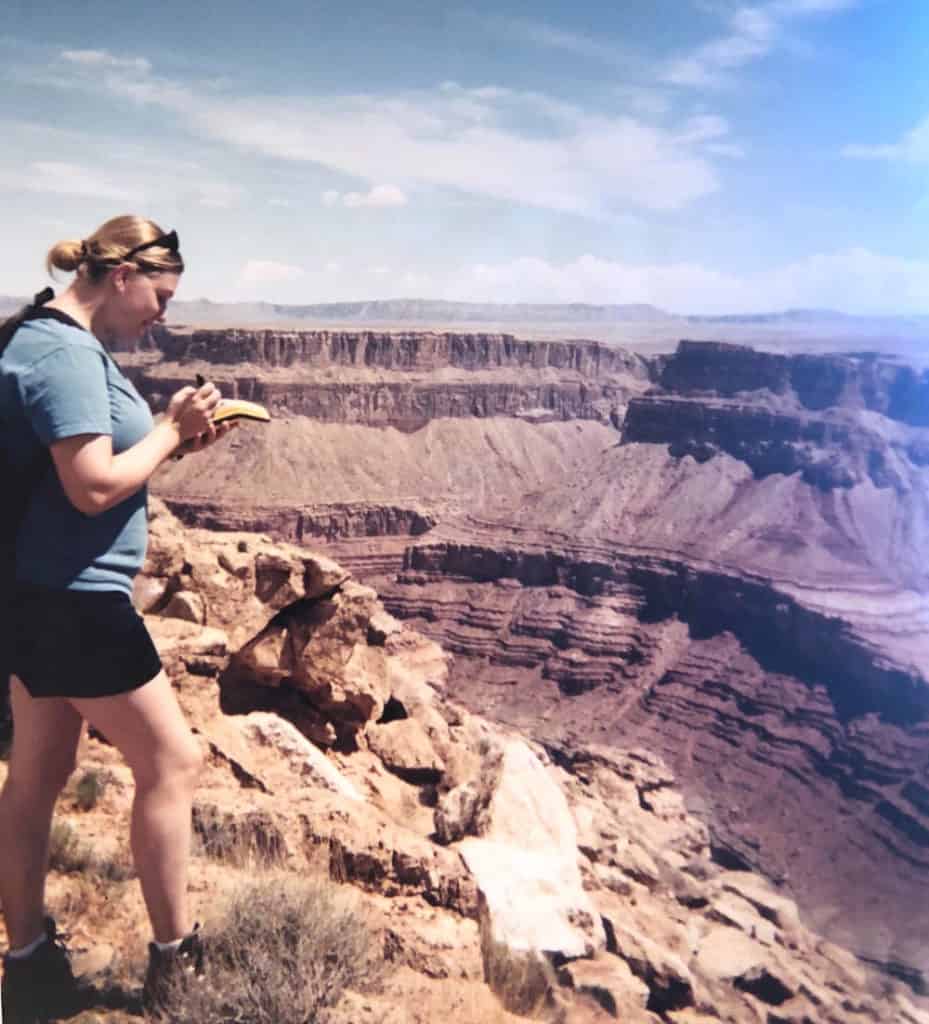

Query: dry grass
left=481, top=921, right=558, bottom=1020
left=192, top=802, right=287, bottom=868
left=152, top=873, right=382, bottom=1023
left=72, top=768, right=109, bottom=812
left=48, top=820, right=135, bottom=882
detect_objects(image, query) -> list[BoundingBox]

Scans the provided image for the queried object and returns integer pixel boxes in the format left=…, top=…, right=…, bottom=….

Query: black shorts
left=10, top=583, right=162, bottom=699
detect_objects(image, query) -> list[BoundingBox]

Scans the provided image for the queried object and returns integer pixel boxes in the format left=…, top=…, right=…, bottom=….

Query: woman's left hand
left=174, top=420, right=237, bottom=456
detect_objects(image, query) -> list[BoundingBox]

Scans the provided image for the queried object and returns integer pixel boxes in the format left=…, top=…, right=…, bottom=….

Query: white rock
left=457, top=738, right=605, bottom=960
left=240, top=712, right=363, bottom=801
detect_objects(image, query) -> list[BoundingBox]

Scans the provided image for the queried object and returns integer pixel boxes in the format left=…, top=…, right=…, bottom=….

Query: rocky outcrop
left=163, top=499, right=436, bottom=543
left=661, top=340, right=929, bottom=426
left=147, top=326, right=647, bottom=376
left=122, top=335, right=929, bottom=1007
left=4, top=502, right=921, bottom=1022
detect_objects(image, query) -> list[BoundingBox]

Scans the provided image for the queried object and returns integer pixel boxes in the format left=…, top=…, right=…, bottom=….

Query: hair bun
left=46, top=239, right=85, bottom=274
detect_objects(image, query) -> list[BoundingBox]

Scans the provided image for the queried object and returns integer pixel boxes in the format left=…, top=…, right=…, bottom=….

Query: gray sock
left=8, top=932, right=47, bottom=960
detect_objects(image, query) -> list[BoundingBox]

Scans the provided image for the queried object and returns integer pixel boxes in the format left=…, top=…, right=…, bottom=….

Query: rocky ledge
left=2, top=500, right=923, bottom=1023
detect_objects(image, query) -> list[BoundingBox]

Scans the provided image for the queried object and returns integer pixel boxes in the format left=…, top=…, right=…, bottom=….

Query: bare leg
left=0, top=677, right=83, bottom=949
left=69, top=672, right=202, bottom=943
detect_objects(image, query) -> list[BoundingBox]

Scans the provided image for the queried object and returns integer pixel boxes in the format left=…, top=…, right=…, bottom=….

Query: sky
left=0, top=0, right=927, bottom=314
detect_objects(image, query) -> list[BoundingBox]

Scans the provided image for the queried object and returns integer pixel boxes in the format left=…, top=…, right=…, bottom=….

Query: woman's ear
left=110, top=263, right=133, bottom=294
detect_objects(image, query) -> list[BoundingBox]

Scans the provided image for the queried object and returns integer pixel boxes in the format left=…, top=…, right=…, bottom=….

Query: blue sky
left=1, top=0, right=927, bottom=314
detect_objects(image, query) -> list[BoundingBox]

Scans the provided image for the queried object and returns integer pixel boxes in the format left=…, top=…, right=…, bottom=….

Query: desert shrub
left=49, top=821, right=96, bottom=874
left=153, top=874, right=382, bottom=1023
left=74, top=769, right=107, bottom=811
left=192, top=803, right=287, bottom=868
left=481, top=922, right=557, bottom=1019
left=48, top=820, right=134, bottom=881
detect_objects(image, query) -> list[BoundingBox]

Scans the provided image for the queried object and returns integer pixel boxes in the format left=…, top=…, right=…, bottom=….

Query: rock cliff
left=2, top=502, right=923, bottom=1023
left=114, top=331, right=929, bottom=1000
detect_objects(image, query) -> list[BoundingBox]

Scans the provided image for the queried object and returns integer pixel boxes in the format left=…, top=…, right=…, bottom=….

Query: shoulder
left=9, top=320, right=107, bottom=376
left=14, top=317, right=104, bottom=356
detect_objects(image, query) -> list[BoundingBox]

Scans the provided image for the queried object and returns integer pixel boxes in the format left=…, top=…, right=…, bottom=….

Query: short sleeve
left=19, top=344, right=113, bottom=445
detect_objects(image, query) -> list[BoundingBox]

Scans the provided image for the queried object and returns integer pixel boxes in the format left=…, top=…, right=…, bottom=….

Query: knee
left=136, top=738, right=204, bottom=793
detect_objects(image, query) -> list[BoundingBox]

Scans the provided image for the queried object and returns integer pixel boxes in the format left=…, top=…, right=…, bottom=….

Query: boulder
left=162, top=589, right=206, bottom=624
left=366, top=719, right=445, bottom=782
left=240, top=712, right=363, bottom=801
left=456, top=738, right=606, bottom=960
left=557, top=958, right=650, bottom=1019
left=611, top=922, right=695, bottom=1013
left=692, top=926, right=767, bottom=982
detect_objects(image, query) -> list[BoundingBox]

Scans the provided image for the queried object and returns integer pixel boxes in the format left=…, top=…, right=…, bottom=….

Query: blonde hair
left=46, top=214, right=184, bottom=281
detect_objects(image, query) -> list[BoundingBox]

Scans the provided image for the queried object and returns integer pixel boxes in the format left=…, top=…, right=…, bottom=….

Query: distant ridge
left=180, top=298, right=680, bottom=324
left=2, top=293, right=926, bottom=329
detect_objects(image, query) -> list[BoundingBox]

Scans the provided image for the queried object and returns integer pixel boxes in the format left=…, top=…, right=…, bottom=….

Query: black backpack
left=0, top=288, right=84, bottom=740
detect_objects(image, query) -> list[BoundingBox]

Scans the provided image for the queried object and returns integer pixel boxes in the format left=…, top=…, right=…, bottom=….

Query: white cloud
left=485, top=15, right=645, bottom=70
left=843, top=114, right=929, bottom=163
left=439, top=248, right=929, bottom=315
left=769, top=0, right=857, bottom=14
left=0, top=160, right=143, bottom=201
left=663, top=0, right=856, bottom=89
left=342, top=185, right=407, bottom=208
left=239, top=260, right=304, bottom=285
left=323, top=185, right=408, bottom=208
left=196, top=182, right=245, bottom=208
left=49, top=58, right=727, bottom=215
left=61, top=49, right=151, bottom=73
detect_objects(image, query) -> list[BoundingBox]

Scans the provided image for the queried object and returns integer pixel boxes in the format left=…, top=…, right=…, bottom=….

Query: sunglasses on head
left=124, top=230, right=180, bottom=261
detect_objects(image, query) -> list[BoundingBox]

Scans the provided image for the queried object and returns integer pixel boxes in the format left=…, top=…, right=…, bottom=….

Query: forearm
left=84, top=420, right=182, bottom=514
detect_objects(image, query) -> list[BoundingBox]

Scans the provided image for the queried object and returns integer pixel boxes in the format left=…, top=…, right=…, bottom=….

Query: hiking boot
left=1, top=917, right=91, bottom=1023
left=143, top=924, right=204, bottom=1016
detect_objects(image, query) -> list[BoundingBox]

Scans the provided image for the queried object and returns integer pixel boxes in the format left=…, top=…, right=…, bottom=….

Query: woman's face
left=106, top=269, right=181, bottom=343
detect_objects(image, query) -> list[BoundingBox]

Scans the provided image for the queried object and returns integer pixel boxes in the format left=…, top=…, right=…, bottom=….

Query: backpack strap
left=0, top=288, right=87, bottom=355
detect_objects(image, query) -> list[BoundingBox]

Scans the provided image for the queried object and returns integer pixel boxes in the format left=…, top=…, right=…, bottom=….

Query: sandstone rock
left=604, top=837, right=661, bottom=888
left=145, top=617, right=228, bottom=666
left=557, top=957, right=651, bottom=1019
left=716, top=872, right=801, bottom=931
left=162, top=589, right=206, bottom=624
left=610, top=922, right=695, bottom=1012
left=324, top=819, right=478, bottom=917
left=708, top=893, right=777, bottom=946
left=764, top=996, right=820, bottom=1024
left=240, top=712, right=363, bottom=801
left=133, top=574, right=169, bottom=613
left=892, top=992, right=929, bottom=1024
left=366, top=719, right=446, bottom=781
left=456, top=738, right=605, bottom=959
left=733, top=963, right=796, bottom=1005
left=368, top=609, right=403, bottom=644
left=693, top=926, right=767, bottom=982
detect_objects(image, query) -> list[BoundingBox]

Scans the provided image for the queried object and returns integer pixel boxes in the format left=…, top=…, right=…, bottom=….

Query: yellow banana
left=212, top=399, right=271, bottom=424
left=194, top=375, right=270, bottom=424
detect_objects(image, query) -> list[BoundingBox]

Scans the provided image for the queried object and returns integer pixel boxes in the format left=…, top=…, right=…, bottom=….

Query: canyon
left=120, top=324, right=929, bottom=1001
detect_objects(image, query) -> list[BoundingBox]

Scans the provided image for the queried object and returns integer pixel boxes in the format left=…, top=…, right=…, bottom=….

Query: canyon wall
left=119, top=330, right=929, bottom=991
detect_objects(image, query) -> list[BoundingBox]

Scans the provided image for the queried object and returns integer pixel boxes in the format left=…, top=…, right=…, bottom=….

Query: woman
left=0, top=215, right=232, bottom=1022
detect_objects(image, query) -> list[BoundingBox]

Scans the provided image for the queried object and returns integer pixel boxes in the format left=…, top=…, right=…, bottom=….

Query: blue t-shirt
left=0, top=316, right=154, bottom=596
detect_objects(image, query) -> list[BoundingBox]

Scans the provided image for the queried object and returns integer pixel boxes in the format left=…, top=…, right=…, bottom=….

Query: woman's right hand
left=165, top=380, right=222, bottom=442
